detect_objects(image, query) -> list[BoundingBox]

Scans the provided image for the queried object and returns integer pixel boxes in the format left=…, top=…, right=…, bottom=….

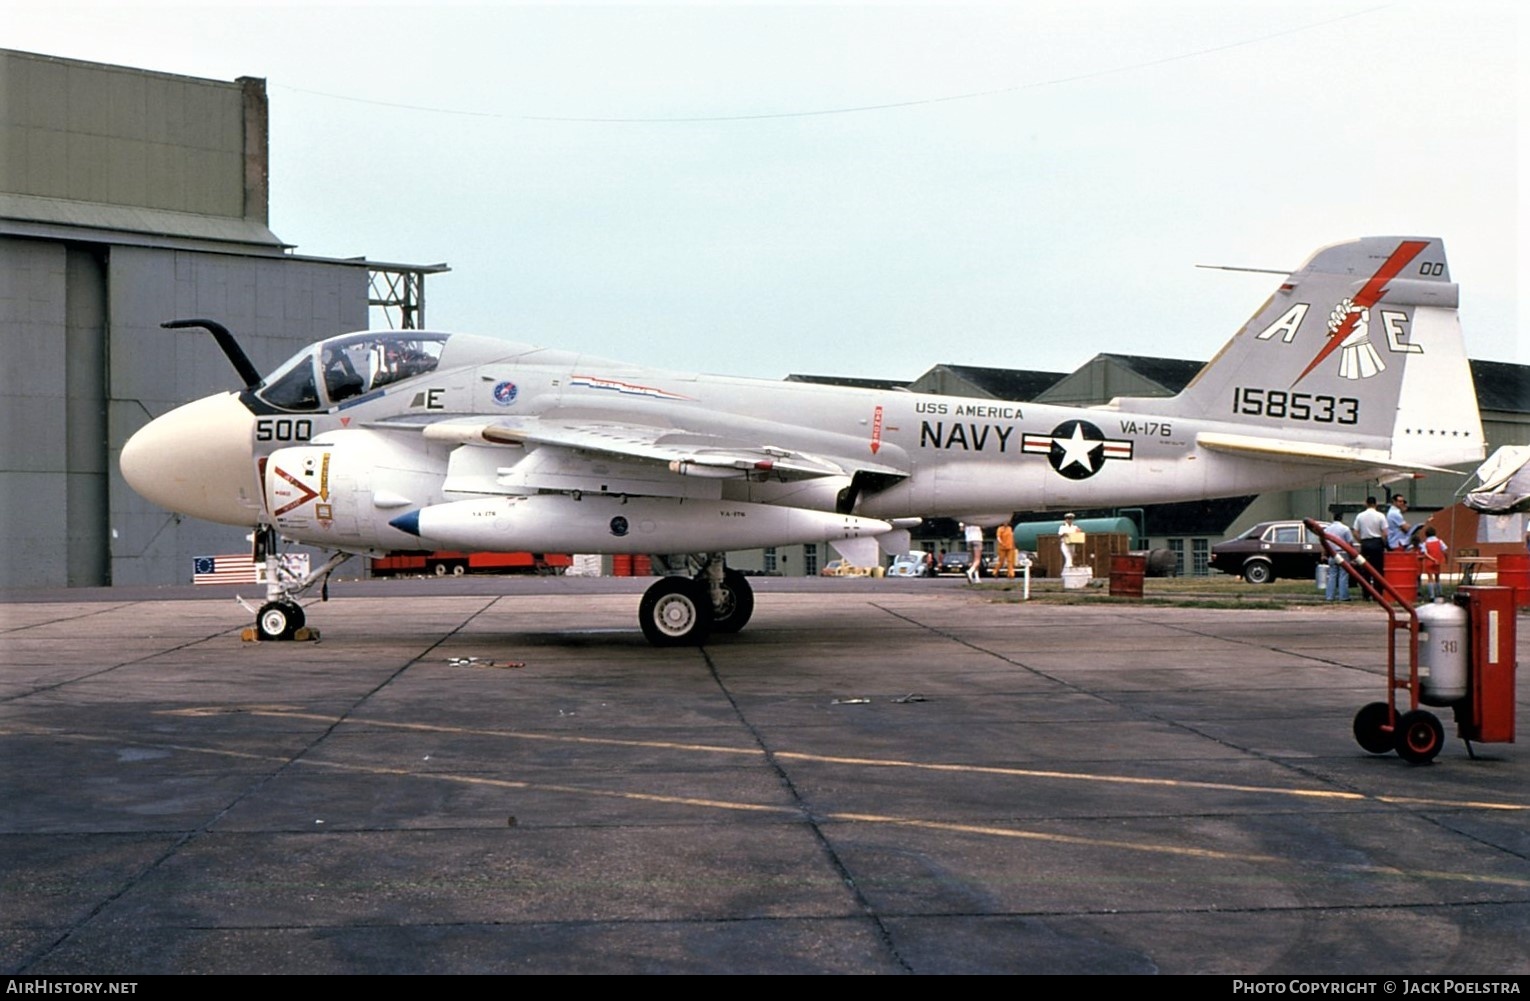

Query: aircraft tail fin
left=1118, top=236, right=1484, bottom=471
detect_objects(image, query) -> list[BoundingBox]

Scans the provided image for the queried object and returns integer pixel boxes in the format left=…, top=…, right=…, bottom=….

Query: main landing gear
left=242, top=526, right=350, bottom=641
left=637, top=553, right=753, bottom=647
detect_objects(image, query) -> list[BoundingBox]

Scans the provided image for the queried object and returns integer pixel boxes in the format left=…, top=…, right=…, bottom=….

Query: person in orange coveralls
left=994, top=522, right=1018, bottom=578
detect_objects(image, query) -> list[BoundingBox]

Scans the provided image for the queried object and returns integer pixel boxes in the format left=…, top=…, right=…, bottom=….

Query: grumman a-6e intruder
left=121, top=237, right=1484, bottom=645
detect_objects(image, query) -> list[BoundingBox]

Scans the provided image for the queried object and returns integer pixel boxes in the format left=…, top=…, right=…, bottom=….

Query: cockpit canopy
left=256, top=332, right=451, bottom=412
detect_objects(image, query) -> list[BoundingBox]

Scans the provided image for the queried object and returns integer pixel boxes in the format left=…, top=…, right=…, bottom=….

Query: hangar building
left=0, top=49, right=442, bottom=589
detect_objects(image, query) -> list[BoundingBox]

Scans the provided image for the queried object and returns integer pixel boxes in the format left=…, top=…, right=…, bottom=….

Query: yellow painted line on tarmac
left=773, top=752, right=1530, bottom=813
left=17, top=721, right=1530, bottom=890
left=159, top=705, right=1530, bottom=814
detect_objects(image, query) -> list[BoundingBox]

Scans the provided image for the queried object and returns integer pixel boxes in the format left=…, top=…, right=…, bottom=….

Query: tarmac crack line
left=865, top=599, right=1530, bottom=847
left=868, top=600, right=1118, bottom=700
left=1129, top=613, right=1396, bottom=679
left=140, top=708, right=1530, bottom=813
left=0, top=605, right=250, bottom=705
left=1106, top=610, right=1530, bottom=865
left=698, top=645, right=915, bottom=974
left=20, top=726, right=1529, bottom=897
left=0, top=601, right=141, bottom=635
left=15, top=732, right=1530, bottom=889
left=11, top=595, right=505, bottom=975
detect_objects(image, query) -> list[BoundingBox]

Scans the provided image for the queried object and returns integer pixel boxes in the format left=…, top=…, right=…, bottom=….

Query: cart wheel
left=1352, top=702, right=1393, bottom=755
left=1393, top=709, right=1445, bottom=764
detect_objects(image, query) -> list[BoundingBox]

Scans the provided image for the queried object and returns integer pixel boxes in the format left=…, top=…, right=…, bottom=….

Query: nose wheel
left=256, top=601, right=306, bottom=641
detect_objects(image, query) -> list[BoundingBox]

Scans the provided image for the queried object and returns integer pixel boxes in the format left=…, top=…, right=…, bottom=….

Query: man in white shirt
left=1353, top=496, right=1387, bottom=590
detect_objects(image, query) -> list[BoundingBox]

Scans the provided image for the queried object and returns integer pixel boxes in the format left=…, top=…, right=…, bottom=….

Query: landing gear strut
left=241, top=526, right=350, bottom=641
left=636, top=553, right=753, bottom=646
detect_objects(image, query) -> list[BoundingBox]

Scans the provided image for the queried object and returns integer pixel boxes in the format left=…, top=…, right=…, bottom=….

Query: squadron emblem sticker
left=492, top=381, right=519, bottom=406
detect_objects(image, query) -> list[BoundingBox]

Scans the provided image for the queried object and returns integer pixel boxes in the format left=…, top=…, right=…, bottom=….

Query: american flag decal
left=192, top=554, right=260, bottom=585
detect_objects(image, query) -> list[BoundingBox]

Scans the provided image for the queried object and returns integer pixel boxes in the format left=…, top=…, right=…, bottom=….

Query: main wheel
left=1394, top=709, right=1445, bottom=764
left=708, top=568, right=755, bottom=634
left=639, top=577, right=713, bottom=647
left=1242, top=561, right=1275, bottom=585
left=256, top=601, right=304, bottom=641
left=1352, top=701, right=1394, bottom=754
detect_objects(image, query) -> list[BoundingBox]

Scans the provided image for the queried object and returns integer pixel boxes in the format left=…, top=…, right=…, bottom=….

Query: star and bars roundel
left=1021, top=420, right=1134, bottom=480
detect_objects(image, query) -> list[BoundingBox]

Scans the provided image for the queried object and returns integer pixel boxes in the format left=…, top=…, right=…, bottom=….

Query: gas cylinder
left=1417, top=599, right=1469, bottom=706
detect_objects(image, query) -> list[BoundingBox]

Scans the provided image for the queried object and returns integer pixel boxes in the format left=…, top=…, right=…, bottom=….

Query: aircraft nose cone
left=120, top=393, right=262, bottom=526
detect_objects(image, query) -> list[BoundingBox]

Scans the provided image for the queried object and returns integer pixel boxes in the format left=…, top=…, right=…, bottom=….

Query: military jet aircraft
left=120, top=236, right=1484, bottom=644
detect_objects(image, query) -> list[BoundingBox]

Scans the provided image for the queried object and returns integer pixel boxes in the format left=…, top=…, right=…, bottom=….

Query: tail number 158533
left=1233, top=388, right=1358, bottom=425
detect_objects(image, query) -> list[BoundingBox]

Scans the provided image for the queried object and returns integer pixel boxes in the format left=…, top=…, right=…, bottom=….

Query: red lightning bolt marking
left=1291, top=240, right=1429, bottom=387
left=271, top=466, right=320, bottom=517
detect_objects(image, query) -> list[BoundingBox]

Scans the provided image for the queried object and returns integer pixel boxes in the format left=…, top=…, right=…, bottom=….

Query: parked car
left=887, top=550, right=935, bottom=577
left=937, top=550, right=991, bottom=577
left=819, top=559, right=872, bottom=577
left=1209, top=520, right=1323, bottom=584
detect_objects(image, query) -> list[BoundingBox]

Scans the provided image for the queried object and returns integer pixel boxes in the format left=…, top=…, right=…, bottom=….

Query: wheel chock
left=240, top=625, right=321, bottom=643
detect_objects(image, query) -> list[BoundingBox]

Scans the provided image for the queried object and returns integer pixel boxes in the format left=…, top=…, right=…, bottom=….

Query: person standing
left=1421, top=527, right=1449, bottom=599
left=1321, top=520, right=1356, bottom=601
left=1058, top=513, right=1077, bottom=570
left=994, top=522, right=1018, bottom=578
left=1353, top=496, right=1387, bottom=589
left=1386, top=494, right=1412, bottom=551
left=963, top=522, right=984, bottom=583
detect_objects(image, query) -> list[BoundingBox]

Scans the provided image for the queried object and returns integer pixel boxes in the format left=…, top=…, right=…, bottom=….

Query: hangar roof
left=0, top=193, right=287, bottom=254
left=1091, top=353, right=1206, bottom=395
left=1470, top=359, right=1530, bottom=415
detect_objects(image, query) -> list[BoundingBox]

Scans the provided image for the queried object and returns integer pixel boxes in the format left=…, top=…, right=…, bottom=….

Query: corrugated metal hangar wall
left=0, top=49, right=371, bottom=589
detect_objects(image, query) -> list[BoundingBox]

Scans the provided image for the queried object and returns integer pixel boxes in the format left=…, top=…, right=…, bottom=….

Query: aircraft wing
left=407, top=415, right=908, bottom=482
left=1195, top=432, right=1465, bottom=476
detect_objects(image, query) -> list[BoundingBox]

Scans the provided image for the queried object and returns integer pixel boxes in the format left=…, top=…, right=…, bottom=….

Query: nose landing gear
left=256, top=600, right=306, bottom=641
left=239, top=526, right=349, bottom=641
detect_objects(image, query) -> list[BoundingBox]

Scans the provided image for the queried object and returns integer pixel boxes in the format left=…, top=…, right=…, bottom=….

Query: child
left=1421, top=527, right=1449, bottom=599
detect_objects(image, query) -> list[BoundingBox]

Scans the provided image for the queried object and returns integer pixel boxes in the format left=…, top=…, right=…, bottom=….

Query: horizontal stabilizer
left=1195, top=431, right=1462, bottom=475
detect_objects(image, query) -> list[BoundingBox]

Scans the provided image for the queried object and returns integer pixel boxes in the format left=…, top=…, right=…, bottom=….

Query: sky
left=9, top=1, right=1524, bottom=381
